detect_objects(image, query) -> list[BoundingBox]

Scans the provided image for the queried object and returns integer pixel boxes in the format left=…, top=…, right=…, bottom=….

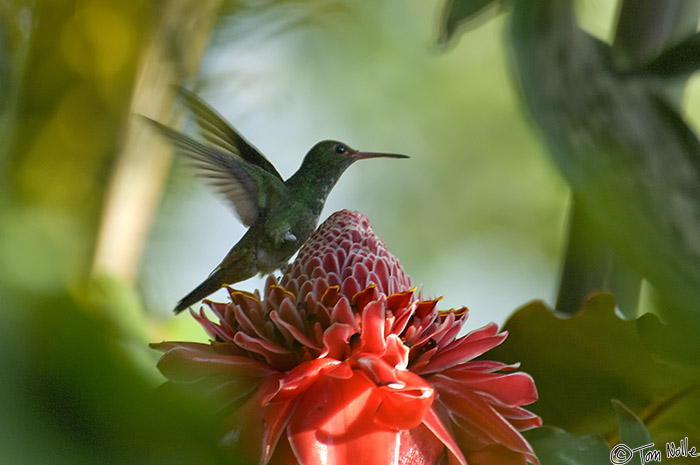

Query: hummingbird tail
left=173, top=269, right=228, bottom=314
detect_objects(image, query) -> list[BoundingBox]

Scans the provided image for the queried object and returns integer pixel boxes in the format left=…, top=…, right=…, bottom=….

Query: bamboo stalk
left=92, top=0, right=222, bottom=283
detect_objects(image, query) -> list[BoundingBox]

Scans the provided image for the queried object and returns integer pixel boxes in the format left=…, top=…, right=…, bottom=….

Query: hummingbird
left=147, top=88, right=408, bottom=313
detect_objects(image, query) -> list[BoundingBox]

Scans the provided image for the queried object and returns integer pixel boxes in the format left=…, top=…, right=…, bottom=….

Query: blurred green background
left=2, top=0, right=699, bottom=463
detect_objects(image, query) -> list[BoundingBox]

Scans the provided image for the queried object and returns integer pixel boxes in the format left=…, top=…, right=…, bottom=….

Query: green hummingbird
left=147, top=88, right=408, bottom=313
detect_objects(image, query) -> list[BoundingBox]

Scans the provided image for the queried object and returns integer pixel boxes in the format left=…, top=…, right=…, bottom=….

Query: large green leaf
left=508, top=0, right=700, bottom=332
left=487, top=294, right=700, bottom=444
left=525, top=426, right=609, bottom=465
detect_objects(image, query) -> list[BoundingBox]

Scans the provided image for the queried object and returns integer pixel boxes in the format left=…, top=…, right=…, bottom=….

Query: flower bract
left=152, top=210, right=541, bottom=465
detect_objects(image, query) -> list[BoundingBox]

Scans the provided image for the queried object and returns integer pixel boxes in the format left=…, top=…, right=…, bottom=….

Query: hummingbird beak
left=351, top=151, right=409, bottom=160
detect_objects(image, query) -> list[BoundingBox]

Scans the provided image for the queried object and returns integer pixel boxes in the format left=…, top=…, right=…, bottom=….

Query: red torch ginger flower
left=152, top=210, right=541, bottom=465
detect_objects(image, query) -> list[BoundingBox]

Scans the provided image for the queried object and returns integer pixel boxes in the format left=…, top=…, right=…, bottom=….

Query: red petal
left=232, top=303, right=267, bottom=339
left=463, top=360, right=519, bottom=373
left=386, top=288, right=415, bottom=311
left=437, top=369, right=539, bottom=407
left=287, top=370, right=401, bottom=465
left=352, top=284, right=378, bottom=311
left=302, top=278, right=320, bottom=301
left=335, top=246, right=348, bottom=272
left=276, top=295, right=305, bottom=329
left=420, top=407, right=468, bottom=465
left=397, top=424, right=448, bottom=465
left=263, top=358, right=341, bottom=404
left=462, top=322, right=499, bottom=342
left=360, top=300, right=387, bottom=354
left=233, top=331, right=296, bottom=369
left=415, top=299, right=440, bottom=319
left=267, top=284, right=297, bottom=307
left=408, top=345, right=438, bottom=373
left=222, top=376, right=298, bottom=465
left=351, top=262, right=371, bottom=288
left=436, top=384, right=537, bottom=463
left=417, top=325, right=506, bottom=375
left=374, top=370, right=434, bottom=430
left=321, top=323, right=353, bottom=360
left=322, top=251, right=340, bottom=275
left=494, top=405, right=543, bottom=431
left=302, top=256, right=322, bottom=279
left=321, top=285, right=341, bottom=307
left=228, top=289, right=262, bottom=309
left=206, top=376, right=259, bottom=408
left=371, top=257, right=390, bottom=290
left=330, top=297, right=358, bottom=330
left=383, top=334, right=410, bottom=368
left=270, top=307, right=321, bottom=351
left=192, top=307, right=235, bottom=341
left=433, top=312, right=466, bottom=349
left=154, top=344, right=276, bottom=382
left=341, top=275, right=362, bottom=297
left=354, top=353, right=404, bottom=388
left=389, top=301, right=416, bottom=337
left=326, top=361, right=354, bottom=379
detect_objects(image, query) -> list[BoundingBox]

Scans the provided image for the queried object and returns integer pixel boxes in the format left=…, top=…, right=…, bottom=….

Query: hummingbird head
left=289, top=140, right=408, bottom=200
left=303, top=140, right=408, bottom=174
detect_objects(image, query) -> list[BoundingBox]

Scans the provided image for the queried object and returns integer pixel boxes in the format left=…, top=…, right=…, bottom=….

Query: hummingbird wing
left=146, top=118, right=265, bottom=226
left=176, top=87, right=283, bottom=180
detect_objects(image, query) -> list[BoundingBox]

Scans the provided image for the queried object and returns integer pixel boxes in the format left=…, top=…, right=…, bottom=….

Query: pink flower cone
left=152, top=210, right=541, bottom=465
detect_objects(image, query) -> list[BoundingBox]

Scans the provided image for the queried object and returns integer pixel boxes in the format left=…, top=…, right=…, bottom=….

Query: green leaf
left=438, top=0, right=500, bottom=46
left=509, top=0, right=700, bottom=330
left=639, top=32, right=700, bottom=77
left=613, top=400, right=663, bottom=463
left=525, top=426, right=609, bottom=465
left=487, top=294, right=700, bottom=440
left=611, top=400, right=665, bottom=465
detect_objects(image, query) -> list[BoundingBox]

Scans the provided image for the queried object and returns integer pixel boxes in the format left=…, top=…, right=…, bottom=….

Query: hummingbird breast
left=258, top=206, right=320, bottom=273
left=255, top=248, right=288, bottom=274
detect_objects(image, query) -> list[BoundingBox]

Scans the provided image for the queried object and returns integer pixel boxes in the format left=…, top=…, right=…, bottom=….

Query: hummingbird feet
left=281, top=230, right=297, bottom=243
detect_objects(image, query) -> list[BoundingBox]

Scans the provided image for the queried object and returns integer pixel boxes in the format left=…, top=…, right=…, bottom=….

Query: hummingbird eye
left=334, top=144, right=346, bottom=154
